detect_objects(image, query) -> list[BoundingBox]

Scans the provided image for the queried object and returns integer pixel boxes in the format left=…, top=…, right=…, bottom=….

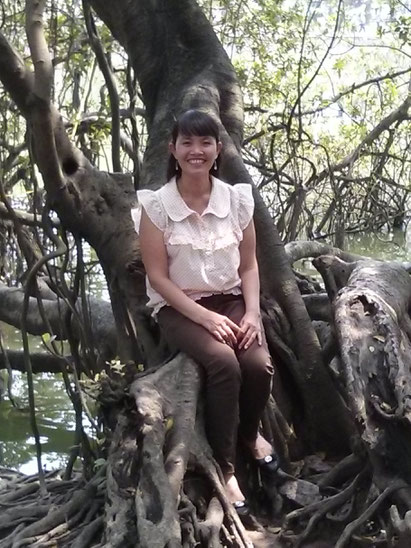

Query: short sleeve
left=131, top=189, right=167, bottom=235
left=235, top=184, right=254, bottom=230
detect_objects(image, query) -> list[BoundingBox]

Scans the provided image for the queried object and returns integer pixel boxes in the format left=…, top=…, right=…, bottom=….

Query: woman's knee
left=243, top=351, right=274, bottom=382
left=206, top=350, right=241, bottom=385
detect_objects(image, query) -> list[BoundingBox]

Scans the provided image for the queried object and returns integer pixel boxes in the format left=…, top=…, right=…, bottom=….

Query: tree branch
left=301, top=67, right=411, bottom=117
left=0, top=23, right=88, bottom=204
left=0, top=350, right=68, bottom=374
left=0, top=283, right=116, bottom=359
left=314, top=78, right=411, bottom=183
left=82, top=0, right=121, bottom=172
left=0, top=202, right=59, bottom=228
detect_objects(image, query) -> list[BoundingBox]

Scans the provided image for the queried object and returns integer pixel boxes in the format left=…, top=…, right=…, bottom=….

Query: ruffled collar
left=159, top=176, right=230, bottom=221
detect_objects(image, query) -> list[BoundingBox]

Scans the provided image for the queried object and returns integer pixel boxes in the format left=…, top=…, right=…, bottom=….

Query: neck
left=178, top=172, right=212, bottom=196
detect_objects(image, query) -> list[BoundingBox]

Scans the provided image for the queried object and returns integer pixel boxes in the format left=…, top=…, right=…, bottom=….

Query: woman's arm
left=238, top=219, right=262, bottom=349
left=139, top=208, right=239, bottom=344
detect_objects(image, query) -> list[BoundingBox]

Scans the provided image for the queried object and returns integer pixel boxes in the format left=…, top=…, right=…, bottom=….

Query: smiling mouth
left=187, top=159, right=206, bottom=164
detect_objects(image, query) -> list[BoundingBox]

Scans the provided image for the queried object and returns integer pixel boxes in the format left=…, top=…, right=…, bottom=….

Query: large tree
left=1, top=1, right=411, bottom=546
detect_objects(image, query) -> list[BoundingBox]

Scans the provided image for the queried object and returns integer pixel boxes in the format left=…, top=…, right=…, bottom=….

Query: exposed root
left=5, top=450, right=410, bottom=548
left=389, top=505, right=411, bottom=547
left=292, top=256, right=411, bottom=547
left=0, top=468, right=105, bottom=548
left=317, top=453, right=364, bottom=489
left=102, top=353, right=257, bottom=547
left=1, top=352, right=284, bottom=548
left=335, top=479, right=404, bottom=547
left=9, top=301, right=411, bottom=548
left=282, top=467, right=367, bottom=545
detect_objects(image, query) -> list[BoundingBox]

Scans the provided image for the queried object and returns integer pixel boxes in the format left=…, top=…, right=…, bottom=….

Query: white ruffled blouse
left=131, top=176, right=254, bottom=314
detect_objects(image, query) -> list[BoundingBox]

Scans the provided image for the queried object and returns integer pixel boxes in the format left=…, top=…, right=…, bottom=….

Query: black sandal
left=233, top=499, right=264, bottom=530
left=232, top=499, right=249, bottom=515
left=255, top=453, right=281, bottom=484
left=256, top=453, right=279, bottom=472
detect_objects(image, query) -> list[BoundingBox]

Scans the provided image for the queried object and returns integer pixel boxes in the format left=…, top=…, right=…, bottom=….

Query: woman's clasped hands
left=200, top=309, right=262, bottom=350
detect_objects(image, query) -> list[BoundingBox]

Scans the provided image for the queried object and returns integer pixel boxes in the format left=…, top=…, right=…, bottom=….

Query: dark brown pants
left=157, top=293, right=274, bottom=476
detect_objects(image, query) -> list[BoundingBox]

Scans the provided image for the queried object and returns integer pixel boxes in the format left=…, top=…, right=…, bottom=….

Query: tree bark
left=331, top=259, right=411, bottom=480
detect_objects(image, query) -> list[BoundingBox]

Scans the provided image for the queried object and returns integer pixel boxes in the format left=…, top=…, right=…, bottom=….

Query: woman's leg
left=214, top=296, right=274, bottom=446
left=157, top=305, right=242, bottom=477
left=237, top=341, right=274, bottom=444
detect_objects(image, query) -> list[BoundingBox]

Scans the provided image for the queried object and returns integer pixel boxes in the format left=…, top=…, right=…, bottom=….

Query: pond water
left=344, top=227, right=411, bottom=262
left=0, top=323, right=79, bottom=474
left=1, top=229, right=411, bottom=474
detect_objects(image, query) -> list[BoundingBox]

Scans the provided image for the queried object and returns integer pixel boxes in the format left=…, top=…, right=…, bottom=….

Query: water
left=345, top=227, right=411, bottom=263
left=297, top=228, right=411, bottom=278
left=0, top=324, right=79, bottom=474
left=1, top=229, right=411, bottom=474
left=0, top=370, right=76, bottom=474
left=0, top=245, right=107, bottom=475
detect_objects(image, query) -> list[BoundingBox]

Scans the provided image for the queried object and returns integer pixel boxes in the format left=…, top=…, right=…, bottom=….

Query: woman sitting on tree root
left=132, top=109, right=276, bottom=514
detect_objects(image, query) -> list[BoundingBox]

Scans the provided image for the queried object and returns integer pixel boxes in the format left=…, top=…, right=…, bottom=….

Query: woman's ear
left=169, top=142, right=176, bottom=155
left=217, top=141, right=222, bottom=155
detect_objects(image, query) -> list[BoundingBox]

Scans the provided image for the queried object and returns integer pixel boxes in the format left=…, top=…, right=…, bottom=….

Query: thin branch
left=0, top=202, right=59, bottom=228
left=333, top=97, right=411, bottom=172
left=288, top=0, right=343, bottom=136
left=25, top=0, right=67, bottom=201
left=82, top=0, right=121, bottom=172
left=301, top=66, right=411, bottom=116
left=311, top=79, right=411, bottom=185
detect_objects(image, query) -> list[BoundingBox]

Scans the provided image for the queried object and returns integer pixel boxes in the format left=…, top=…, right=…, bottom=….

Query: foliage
left=200, top=0, right=411, bottom=241
left=1, top=0, right=411, bottom=246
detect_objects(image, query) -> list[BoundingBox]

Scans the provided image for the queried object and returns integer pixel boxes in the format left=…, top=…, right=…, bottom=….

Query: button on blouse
left=131, top=176, right=254, bottom=314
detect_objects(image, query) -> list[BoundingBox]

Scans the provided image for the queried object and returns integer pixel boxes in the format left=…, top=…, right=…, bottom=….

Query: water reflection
left=0, top=365, right=77, bottom=473
left=345, top=226, right=411, bottom=262
left=0, top=323, right=94, bottom=474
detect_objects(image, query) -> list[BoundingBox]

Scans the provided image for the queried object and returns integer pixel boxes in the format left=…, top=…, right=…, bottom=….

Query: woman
left=132, top=110, right=276, bottom=510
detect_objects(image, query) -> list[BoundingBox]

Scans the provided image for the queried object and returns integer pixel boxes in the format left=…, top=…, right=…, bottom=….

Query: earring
left=175, top=160, right=179, bottom=171
left=213, top=160, right=217, bottom=170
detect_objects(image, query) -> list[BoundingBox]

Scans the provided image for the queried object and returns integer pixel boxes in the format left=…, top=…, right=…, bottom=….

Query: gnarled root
left=104, top=353, right=254, bottom=547
left=0, top=468, right=105, bottom=548
left=389, top=505, right=411, bottom=547
left=288, top=256, right=411, bottom=547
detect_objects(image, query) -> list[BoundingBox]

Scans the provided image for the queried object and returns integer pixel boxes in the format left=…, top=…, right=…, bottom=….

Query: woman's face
left=169, top=133, right=222, bottom=177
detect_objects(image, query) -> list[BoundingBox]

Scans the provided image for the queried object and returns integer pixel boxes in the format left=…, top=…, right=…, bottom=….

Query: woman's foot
left=225, top=475, right=250, bottom=517
left=243, top=432, right=273, bottom=460
left=225, top=474, right=245, bottom=504
left=244, top=433, right=280, bottom=481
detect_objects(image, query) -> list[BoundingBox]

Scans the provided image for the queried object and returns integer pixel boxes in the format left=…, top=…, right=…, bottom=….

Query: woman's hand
left=238, top=311, right=262, bottom=350
left=199, top=309, right=240, bottom=345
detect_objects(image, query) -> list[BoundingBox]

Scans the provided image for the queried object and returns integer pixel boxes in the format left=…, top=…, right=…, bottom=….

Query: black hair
left=166, top=110, right=221, bottom=180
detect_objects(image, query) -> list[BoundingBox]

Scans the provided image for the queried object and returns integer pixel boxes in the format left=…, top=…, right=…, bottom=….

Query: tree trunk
left=89, top=0, right=352, bottom=453
left=321, top=258, right=411, bottom=480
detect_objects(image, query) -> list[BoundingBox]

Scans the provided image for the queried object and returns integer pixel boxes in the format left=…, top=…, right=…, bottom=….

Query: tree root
left=0, top=467, right=105, bottom=548
left=285, top=256, right=411, bottom=547
left=7, top=323, right=411, bottom=548
left=282, top=467, right=367, bottom=545
left=389, top=505, right=411, bottom=547
left=98, top=353, right=257, bottom=547
left=335, top=479, right=404, bottom=547
left=317, top=453, right=364, bottom=489
left=3, top=445, right=409, bottom=548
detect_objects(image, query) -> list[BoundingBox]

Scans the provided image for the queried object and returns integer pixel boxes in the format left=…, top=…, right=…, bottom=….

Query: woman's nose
left=191, top=143, right=203, bottom=154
